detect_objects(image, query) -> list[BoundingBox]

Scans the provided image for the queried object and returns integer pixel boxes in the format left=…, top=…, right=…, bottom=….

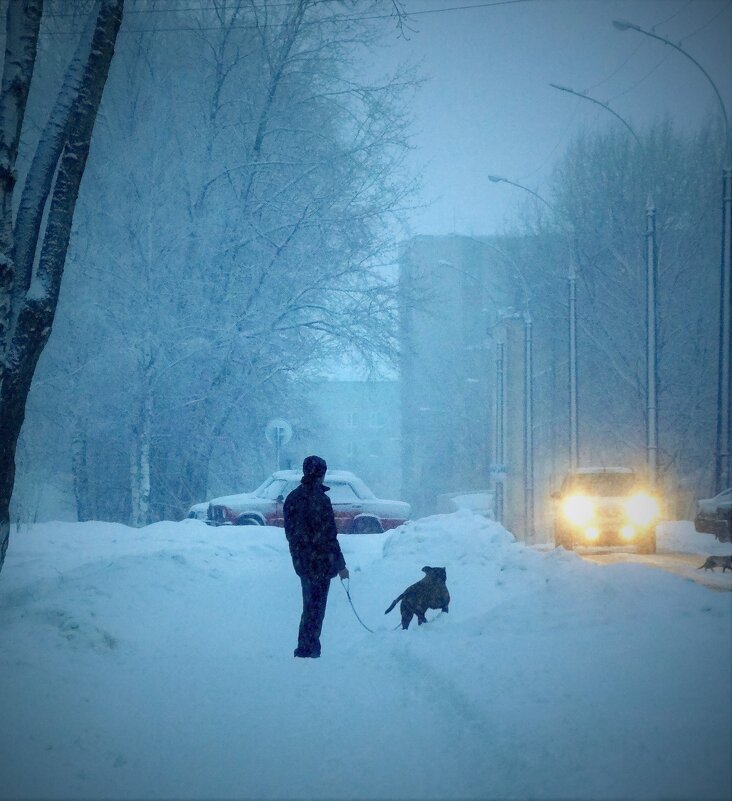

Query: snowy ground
left=0, top=512, right=730, bottom=800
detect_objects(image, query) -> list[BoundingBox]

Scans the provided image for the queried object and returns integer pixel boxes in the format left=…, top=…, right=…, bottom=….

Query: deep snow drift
left=0, top=512, right=730, bottom=800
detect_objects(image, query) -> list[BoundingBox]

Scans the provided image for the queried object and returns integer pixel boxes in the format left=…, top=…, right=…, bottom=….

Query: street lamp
left=470, top=235, right=535, bottom=538
left=612, top=18, right=732, bottom=493
left=549, top=83, right=643, bottom=149
left=645, top=197, right=658, bottom=485
left=488, top=175, right=555, bottom=211
left=494, top=340, right=505, bottom=524
left=489, top=176, right=579, bottom=474
left=549, top=82, right=658, bottom=487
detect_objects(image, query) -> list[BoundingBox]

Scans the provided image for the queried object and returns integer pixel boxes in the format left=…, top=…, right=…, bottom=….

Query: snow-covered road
left=0, top=513, right=730, bottom=800
left=581, top=549, right=732, bottom=590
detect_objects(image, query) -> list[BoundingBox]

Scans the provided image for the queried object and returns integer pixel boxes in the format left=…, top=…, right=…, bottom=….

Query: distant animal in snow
left=697, top=555, right=732, bottom=572
left=385, top=566, right=450, bottom=629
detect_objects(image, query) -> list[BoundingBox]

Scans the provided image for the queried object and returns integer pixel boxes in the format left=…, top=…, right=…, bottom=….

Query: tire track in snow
left=382, top=634, right=536, bottom=796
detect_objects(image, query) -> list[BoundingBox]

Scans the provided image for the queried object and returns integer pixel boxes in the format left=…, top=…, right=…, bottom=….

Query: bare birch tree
left=26, top=0, right=417, bottom=525
left=0, top=0, right=124, bottom=574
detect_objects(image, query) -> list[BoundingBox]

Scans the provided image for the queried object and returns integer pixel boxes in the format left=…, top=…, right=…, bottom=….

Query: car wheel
left=235, top=514, right=263, bottom=526
left=350, top=516, right=383, bottom=534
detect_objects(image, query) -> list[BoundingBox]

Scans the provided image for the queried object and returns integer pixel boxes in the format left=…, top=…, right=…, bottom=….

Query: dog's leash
left=340, top=577, right=445, bottom=633
left=340, top=577, right=376, bottom=633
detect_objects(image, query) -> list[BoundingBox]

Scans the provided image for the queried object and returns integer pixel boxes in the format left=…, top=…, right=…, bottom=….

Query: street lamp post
left=721, top=167, right=732, bottom=491
left=523, top=308, right=534, bottom=539
left=488, top=175, right=579, bottom=473
left=550, top=81, right=659, bottom=487
left=473, top=233, right=535, bottom=538
left=568, top=254, right=578, bottom=471
left=494, top=341, right=505, bottom=523
left=646, top=198, right=658, bottom=487
left=612, top=18, right=732, bottom=492
left=549, top=83, right=644, bottom=149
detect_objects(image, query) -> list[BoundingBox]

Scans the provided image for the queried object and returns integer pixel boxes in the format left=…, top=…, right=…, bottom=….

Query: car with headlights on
left=694, top=488, right=732, bottom=541
left=206, top=469, right=410, bottom=534
left=552, top=467, right=660, bottom=553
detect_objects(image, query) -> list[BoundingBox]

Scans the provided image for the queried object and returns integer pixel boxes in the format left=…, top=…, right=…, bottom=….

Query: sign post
left=265, top=419, right=293, bottom=471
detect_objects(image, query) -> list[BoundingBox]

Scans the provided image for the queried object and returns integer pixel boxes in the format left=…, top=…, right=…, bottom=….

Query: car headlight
left=620, top=525, right=635, bottom=540
left=562, top=494, right=595, bottom=526
left=625, top=493, right=659, bottom=526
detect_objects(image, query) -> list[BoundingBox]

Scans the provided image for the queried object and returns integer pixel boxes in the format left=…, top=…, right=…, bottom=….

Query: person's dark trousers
left=296, top=576, right=331, bottom=657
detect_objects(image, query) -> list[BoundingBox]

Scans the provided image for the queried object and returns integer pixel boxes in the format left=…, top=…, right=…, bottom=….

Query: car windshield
left=326, top=482, right=360, bottom=503
left=565, top=473, right=637, bottom=496
left=345, top=476, right=376, bottom=499
left=253, top=477, right=276, bottom=495
left=256, top=479, right=288, bottom=499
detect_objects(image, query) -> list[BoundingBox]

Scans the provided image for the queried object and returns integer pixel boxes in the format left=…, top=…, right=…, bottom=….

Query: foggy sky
left=382, top=0, right=732, bottom=236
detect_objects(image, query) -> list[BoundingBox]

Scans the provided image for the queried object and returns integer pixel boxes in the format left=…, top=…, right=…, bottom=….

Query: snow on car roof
left=269, top=469, right=377, bottom=500
left=271, top=469, right=360, bottom=481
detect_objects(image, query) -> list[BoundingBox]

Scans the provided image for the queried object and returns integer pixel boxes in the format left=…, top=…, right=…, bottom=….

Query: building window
left=369, top=411, right=386, bottom=428
left=347, top=411, right=359, bottom=429
left=368, top=441, right=381, bottom=459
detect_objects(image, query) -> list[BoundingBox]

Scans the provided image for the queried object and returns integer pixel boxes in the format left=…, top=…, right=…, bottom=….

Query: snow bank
left=657, top=519, right=731, bottom=555
left=0, top=512, right=729, bottom=800
left=382, top=509, right=515, bottom=564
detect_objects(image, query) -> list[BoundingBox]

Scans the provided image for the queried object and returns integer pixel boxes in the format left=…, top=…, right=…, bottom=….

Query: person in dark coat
left=284, top=455, right=348, bottom=658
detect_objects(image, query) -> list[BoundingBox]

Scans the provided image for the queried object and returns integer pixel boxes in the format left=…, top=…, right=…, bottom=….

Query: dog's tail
left=384, top=593, right=404, bottom=615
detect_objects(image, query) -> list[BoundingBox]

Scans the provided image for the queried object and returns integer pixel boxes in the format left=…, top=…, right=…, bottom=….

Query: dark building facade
left=399, top=234, right=541, bottom=539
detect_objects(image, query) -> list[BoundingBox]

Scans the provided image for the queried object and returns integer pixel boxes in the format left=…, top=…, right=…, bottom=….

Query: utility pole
left=568, top=254, right=578, bottom=471
left=523, top=310, right=535, bottom=539
left=612, top=18, right=731, bottom=493
left=717, top=167, right=732, bottom=491
left=551, top=81, right=657, bottom=483
left=486, top=178, right=564, bottom=536
left=646, top=198, right=658, bottom=487
left=494, top=341, right=505, bottom=524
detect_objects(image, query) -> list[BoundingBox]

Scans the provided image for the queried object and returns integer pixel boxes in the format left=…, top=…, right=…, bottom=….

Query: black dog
left=385, top=566, right=450, bottom=629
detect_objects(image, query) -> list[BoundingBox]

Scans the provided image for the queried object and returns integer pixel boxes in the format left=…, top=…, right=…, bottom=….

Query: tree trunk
left=0, top=0, right=124, bottom=575
left=130, top=434, right=139, bottom=526
left=0, top=0, right=43, bottom=347
left=130, top=389, right=152, bottom=527
left=71, top=425, right=90, bottom=522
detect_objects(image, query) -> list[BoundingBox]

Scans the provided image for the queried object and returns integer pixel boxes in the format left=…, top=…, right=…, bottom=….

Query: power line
left=42, top=0, right=339, bottom=16
left=653, top=0, right=694, bottom=29
left=606, top=0, right=732, bottom=103
left=681, top=0, right=732, bottom=42
left=585, top=39, right=645, bottom=92
left=41, top=0, right=542, bottom=35
left=607, top=50, right=673, bottom=103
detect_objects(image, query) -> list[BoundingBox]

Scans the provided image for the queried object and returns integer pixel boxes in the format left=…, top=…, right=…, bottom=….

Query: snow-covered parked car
left=437, top=491, right=494, bottom=518
left=186, top=502, right=209, bottom=521
left=694, top=488, right=732, bottom=542
left=552, top=467, right=660, bottom=553
left=205, top=469, right=410, bottom=534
